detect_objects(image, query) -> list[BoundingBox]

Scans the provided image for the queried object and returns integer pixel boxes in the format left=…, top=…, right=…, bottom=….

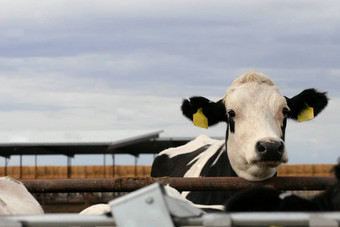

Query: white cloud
left=0, top=0, right=339, bottom=165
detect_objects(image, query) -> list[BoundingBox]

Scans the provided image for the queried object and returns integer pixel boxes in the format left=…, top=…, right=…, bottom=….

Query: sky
left=0, top=0, right=339, bottom=166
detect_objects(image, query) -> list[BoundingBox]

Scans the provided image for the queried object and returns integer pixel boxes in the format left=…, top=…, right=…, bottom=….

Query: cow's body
left=151, top=135, right=233, bottom=178
left=152, top=135, right=235, bottom=206
left=152, top=71, right=328, bottom=208
left=0, top=176, right=44, bottom=215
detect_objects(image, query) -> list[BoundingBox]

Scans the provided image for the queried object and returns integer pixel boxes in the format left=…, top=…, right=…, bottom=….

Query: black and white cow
left=151, top=71, right=328, bottom=208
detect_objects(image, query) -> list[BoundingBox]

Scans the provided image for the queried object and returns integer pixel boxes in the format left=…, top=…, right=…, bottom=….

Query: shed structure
left=0, top=130, right=191, bottom=178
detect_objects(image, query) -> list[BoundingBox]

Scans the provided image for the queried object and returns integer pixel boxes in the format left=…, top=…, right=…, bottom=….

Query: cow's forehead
left=222, top=75, right=287, bottom=112
left=224, top=84, right=286, bottom=109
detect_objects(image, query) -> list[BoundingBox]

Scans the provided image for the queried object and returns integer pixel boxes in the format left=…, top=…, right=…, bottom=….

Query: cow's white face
left=223, top=75, right=289, bottom=181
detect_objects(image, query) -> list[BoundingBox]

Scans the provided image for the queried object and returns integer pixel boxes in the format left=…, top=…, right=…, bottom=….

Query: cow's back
left=151, top=135, right=226, bottom=178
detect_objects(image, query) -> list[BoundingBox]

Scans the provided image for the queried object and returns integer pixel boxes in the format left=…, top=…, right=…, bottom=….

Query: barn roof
left=0, top=130, right=190, bottom=157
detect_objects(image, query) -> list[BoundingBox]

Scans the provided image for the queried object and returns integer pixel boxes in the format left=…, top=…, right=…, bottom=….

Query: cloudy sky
left=0, top=0, right=339, bottom=166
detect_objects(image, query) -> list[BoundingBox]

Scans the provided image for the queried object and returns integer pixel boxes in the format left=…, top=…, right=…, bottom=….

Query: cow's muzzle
left=255, top=139, right=284, bottom=162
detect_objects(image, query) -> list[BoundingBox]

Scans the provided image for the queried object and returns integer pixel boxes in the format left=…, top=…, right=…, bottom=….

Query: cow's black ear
left=285, top=88, right=328, bottom=121
left=181, top=96, right=227, bottom=128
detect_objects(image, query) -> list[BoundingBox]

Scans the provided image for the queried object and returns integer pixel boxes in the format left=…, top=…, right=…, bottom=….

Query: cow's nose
left=255, top=139, right=284, bottom=161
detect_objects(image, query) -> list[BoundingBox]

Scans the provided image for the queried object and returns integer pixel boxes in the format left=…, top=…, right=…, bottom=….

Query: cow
left=0, top=176, right=44, bottom=215
left=79, top=204, right=111, bottom=215
left=225, top=159, right=340, bottom=211
left=151, top=71, right=328, bottom=209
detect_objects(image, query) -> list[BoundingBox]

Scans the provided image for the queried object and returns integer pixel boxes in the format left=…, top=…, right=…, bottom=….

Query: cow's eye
left=227, top=109, right=236, bottom=118
left=282, top=107, right=290, bottom=117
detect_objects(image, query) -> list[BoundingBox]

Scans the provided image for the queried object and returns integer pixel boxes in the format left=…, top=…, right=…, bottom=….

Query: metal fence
left=1, top=183, right=339, bottom=227
left=20, top=176, right=336, bottom=193
left=2, top=212, right=340, bottom=227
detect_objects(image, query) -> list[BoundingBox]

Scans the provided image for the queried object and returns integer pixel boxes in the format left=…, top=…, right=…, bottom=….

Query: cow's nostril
left=256, top=141, right=267, bottom=153
left=278, top=142, right=284, bottom=154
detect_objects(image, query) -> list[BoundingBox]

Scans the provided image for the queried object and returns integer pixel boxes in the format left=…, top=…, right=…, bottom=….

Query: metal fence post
left=109, top=183, right=203, bottom=227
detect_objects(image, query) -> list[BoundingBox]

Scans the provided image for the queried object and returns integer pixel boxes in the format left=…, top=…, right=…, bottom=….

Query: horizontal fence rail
left=21, top=176, right=336, bottom=193
left=2, top=212, right=340, bottom=227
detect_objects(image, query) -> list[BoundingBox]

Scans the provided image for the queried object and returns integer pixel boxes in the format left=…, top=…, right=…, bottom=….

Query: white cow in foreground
left=79, top=203, right=111, bottom=215
left=78, top=185, right=202, bottom=215
left=0, top=176, right=112, bottom=215
left=0, top=176, right=109, bottom=215
left=0, top=176, right=44, bottom=215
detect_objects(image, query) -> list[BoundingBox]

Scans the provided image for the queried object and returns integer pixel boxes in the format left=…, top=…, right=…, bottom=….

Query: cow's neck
left=225, top=152, right=237, bottom=177
left=223, top=145, right=237, bottom=177
left=185, top=143, right=237, bottom=207
left=200, top=143, right=237, bottom=177
left=224, top=125, right=237, bottom=177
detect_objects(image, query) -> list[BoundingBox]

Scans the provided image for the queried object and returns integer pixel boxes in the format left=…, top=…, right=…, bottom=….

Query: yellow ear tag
left=297, top=105, right=314, bottom=122
left=193, top=108, right=208, bottom=129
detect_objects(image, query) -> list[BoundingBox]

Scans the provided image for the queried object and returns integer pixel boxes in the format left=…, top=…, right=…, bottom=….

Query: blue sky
left=0, top=0, right=339, bottom=166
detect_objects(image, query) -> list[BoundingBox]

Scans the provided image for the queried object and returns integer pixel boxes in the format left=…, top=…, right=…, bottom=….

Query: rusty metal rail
left=20, top=176, right=336, bottom=193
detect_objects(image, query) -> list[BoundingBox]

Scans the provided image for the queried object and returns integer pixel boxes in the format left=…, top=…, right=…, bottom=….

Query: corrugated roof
left=0, top=130, right=162, bottom=146
left=0, top=130, right=163, bottom=157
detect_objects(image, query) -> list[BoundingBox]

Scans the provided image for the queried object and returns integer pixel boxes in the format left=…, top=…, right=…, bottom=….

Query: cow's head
left=181, top=72, right=328, bottom=181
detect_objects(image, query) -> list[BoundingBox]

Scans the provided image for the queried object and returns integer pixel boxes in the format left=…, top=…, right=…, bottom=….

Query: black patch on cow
left=225, top=160, right=340, bottom=212
left=311, top=161, right=340, bottom=211
left=186, top=146, right=238, bottom=205
left=226, top=110, right=235, bottom=134
left=187, top=190, right=237, bottom=206
left=225, top=187, right=282, bottom=211
left=281, top=117, right=287, bottom=141
left=200, top=147, right=237, bottom=177
left=229, top=117, right=235, bottom=134
left=225, top=187, right=320, bottom=212
left=225, top=114, right=234, bottom=140
left=226, top=122, right=230, bottom=141
left=151, top=145, right=211, bottom=177
left=199, top=146, right=223, bottom=177
left=285, top=88, right=328, bottom=121
left=335, top=162, right=340, bottom=180
left=181, top=97, right=227, bottom=126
